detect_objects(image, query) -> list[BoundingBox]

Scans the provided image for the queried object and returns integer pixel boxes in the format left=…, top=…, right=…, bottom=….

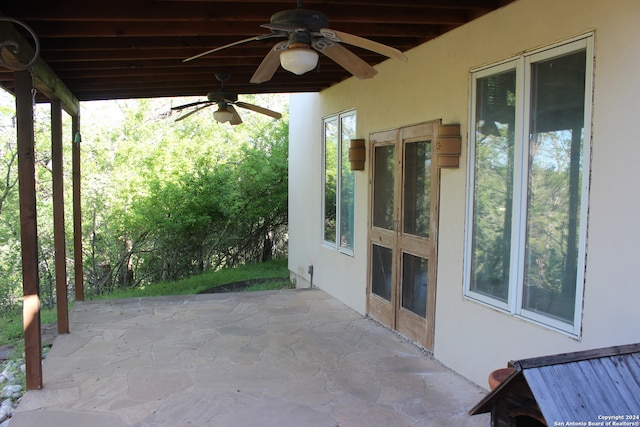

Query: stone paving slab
left=9, top=289, right=490, bottom=427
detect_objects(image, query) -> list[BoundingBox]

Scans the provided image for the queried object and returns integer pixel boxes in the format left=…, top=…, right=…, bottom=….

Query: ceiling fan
left=171, top=72, right=282, bottom=125
left=183, top=0, right=408, bottom=83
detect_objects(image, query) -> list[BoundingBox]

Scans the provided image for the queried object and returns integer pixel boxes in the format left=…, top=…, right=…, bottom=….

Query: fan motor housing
left=207, top=91, right=237, bottom=102
left=270, top=9, right=329, bottom=31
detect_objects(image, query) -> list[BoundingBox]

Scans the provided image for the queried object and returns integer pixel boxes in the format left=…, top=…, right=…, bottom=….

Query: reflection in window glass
left=404, top=141, right=431, bottom=238
left=402, top=253, right=428, bottom=318
left=340, top=114, right=356, bottom=251
left=323, top=118, right=338, bottom=245
left=373, top=145, right=395, bottom=230
left=523, top=50, right=586, bottom=323
left=323, top=111, right=356, bottom=253
left=470, top=69, right=516, bottom=303
left=371, top=244, right=392, bottom=301
left=466, top=37, right=591, bottom=334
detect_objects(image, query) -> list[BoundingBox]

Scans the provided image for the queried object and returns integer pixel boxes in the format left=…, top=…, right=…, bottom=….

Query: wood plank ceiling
left=0, top=0, right=514, bottom=102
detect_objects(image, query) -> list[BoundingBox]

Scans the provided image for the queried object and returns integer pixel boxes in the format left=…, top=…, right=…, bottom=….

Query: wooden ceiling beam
left=69, top=79, right=338, bottom=100
left=63, top=67, right=350, bottom=88
left=0, top=0, right=514, bottom=101
left=11, top=2, right=473, bottom=24
left=39, top=47, right=391, bottom=62
left=37, top=35, right=420, bottom=51
left=28, top=21, right=439, bottom=38
left=8, top=0, right=502, bottom=19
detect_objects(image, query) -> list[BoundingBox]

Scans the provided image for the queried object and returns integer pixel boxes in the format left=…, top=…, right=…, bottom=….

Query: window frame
left=464, top=35, right=593, bottom=336
left=322, top=110, right=356, bottom=256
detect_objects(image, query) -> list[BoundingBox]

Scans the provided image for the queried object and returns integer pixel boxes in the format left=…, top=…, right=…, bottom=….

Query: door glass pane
left=403, top=141, right=431, bottom=237
left=470, top=69, right=517, bottom=302
left=323, top=118, right=338, bottom=244
left=373, top=145, right=395, bottom=230
left=402, top=253, right=428, bottom=318
left=371, top=244, right=392, bottom=301
left=523, top=49, right=586, bottom=323
left=340, top=114, right=356, bottom=250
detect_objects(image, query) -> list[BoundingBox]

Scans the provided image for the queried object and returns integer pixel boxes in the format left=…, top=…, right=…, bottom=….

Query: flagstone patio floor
left=9, top=288, right=490, bottom=427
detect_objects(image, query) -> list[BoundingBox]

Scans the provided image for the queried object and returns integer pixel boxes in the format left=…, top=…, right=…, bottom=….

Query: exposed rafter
left=0, top=0, right=514, bottom=101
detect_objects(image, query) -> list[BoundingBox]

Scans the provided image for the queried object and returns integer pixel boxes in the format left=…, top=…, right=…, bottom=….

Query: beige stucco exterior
left=288, top=0, right=640, bottom=387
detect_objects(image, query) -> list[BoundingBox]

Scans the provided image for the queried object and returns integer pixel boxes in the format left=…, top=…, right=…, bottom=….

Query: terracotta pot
left=488, top=367, right=516, bottom=390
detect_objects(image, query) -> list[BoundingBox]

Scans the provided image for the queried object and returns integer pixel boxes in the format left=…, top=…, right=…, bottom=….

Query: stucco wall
left=289, top=0, right=640, bottom=387
left=288, top=92, right=369, bottom=314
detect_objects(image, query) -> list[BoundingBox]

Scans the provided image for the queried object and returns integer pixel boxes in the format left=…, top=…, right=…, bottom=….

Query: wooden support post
left=72, top=115, right=84, bottom=301
left=51, top=99, right=69, bottom=334
left=15, top=70, right=43, bottom=390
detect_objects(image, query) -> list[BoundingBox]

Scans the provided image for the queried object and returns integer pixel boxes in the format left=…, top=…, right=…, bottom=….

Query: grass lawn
left=0, top=308, right=60, bottom=350
left=90, top=257, right=291, bottom=299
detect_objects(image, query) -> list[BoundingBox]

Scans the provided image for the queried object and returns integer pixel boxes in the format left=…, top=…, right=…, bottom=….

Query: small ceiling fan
left=183, top=0, right=407, bottom=84
left=171, top=72, right=282, bottom=125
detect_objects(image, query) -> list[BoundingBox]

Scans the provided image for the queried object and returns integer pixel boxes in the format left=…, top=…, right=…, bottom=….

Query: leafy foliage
left=0, top=90, right=289, bottom=309
left=82, top=95, right=289, bottom=295
left=0, top=90, right=21, bottom=314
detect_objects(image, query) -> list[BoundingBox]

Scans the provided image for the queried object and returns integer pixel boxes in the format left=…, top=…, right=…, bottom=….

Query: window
left=323, top=111, right=356, bottom=254
left=465, top=36, right=593, bottom=335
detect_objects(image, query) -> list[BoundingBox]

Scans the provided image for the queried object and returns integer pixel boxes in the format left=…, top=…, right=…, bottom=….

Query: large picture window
left=465, top=36, right=593, bottom=335
left=323, top=111, right=356, bottom=254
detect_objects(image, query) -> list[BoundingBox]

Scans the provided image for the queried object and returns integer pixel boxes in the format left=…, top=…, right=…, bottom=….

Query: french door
left=368, top=121, right=439, bottom=350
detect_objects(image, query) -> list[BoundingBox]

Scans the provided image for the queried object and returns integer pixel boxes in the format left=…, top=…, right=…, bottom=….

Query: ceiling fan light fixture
left=213, top=106, right=234, bottom=123
left=280, top=44, right=318, bottom=75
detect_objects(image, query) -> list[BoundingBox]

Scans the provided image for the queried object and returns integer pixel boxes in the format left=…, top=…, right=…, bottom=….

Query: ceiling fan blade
left=320, top=28, right=408, bottom=62
left=228, top=105, right=243, bottom=125
left=171, top=100, right=212, bottom=111
left=261, top=23, right=300, bottom=32
left=183, top=33, right=281, bottom=62
left=234, top=101, right=282, bottom=120
left=175, top=104, right=212, bottom=122
left=312, top=38, right=377, bottom=80
left=250, top=40, right=290, bottom=84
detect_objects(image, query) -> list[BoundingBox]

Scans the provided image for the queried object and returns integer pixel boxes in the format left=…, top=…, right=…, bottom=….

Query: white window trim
left=464, top=35, right=593, bottom=337
left=322, top=110, right=356, bottom=256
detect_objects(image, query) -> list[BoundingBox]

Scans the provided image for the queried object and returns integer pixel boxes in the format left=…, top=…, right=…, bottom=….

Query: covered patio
left=0, top=0, right=515, bottom=393
left=9, top=288, right=489, bottom=427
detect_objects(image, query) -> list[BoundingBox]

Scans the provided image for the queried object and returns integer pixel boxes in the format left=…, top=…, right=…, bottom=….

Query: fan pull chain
left=30, top=70, right=38, bottom=122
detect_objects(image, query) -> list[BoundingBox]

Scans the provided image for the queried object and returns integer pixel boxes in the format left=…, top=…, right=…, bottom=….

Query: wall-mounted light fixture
left=349, top=138, right=366, bottom=171
left=436, top=124, right=462, bottom=168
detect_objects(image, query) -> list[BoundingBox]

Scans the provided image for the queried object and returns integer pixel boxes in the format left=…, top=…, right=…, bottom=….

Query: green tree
left=0, top=90, right=21, bottom=313
left=0, top=92, right=289, bottom=301
left=80, top=95, right=289, bottom=293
